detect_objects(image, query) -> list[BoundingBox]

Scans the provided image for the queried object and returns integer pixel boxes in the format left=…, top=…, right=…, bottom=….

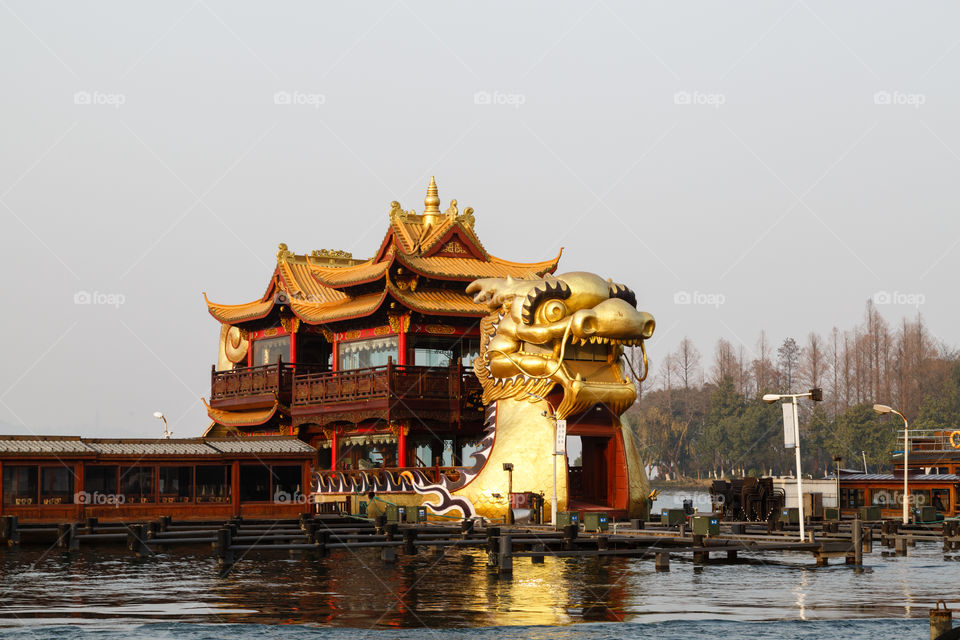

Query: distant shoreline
left=650, top=479, right=713, bottom=491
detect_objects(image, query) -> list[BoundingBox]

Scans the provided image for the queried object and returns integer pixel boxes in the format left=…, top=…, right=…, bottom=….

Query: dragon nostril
left=574, top=312, right=598, bottom=336
left=642, top=318, right=656, bottom=339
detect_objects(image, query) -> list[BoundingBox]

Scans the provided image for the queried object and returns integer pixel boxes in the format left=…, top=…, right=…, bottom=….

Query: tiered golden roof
left=204, top=178, right=561, bottom=327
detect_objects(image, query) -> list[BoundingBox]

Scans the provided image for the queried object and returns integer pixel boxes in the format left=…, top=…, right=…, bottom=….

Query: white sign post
left=555, top=419, right=567, bottom=455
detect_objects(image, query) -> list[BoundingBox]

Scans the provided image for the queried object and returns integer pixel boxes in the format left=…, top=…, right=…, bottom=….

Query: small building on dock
left=0, top=435, right=316, bottom=523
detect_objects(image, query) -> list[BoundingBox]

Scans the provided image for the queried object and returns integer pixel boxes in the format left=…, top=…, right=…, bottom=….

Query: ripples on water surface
left=0, top=491, right=947, bottom=638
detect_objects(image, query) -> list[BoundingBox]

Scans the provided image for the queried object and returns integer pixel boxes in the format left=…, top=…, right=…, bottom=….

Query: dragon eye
left=541, top=300, right=567, bottom=323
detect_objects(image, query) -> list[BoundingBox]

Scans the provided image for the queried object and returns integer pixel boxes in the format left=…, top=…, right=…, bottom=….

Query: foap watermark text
left=74, top=291, right=126, bottom=308
left=674, top=290, right=726, bottom=308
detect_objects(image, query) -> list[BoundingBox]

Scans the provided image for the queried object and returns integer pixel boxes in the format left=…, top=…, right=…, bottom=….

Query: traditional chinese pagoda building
left=202, top=178, right=561, bottom=478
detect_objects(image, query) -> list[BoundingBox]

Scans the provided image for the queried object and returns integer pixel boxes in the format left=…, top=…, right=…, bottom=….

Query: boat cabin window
left=84, top=465, right=118, bottom=498
left=253, top=336, right=290, bottom=366
left=240, top=465, right=271, bottom=502
left=3, top=465, right=38, bottom=505
left=870, top=489, right=892, bottom=506
left=296, top=334, right=331, bottom=369
left=40, top=467, right=74, bottom=505
left=412, top=337, right=454, bottom=367
left=196, top=465, right=231, bottom=503
left=121, top=466, right=155, bottom=504
left=272, top=465, right=302, bottom=501
left=159, top=466, right=193, bottom=503
left=338, top=336, right=398, bottom=370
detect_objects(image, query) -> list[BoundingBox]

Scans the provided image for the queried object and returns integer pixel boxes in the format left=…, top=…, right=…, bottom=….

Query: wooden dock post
left=655, top=551, right=670, bottom=571
left=852, top=518, right=863, bottom=566
left=216, top=527, right=234, bottom=567
left=85, top=517, right=97, bottom=534
left=402, top=529, right=418, bottom=556
left=1, top=516, right=19, bottom=546
left=532, top=543, right=545, bottom=564
left=498, top=535, right=513, bottom=575
left=56, top=523, right=72, bottom=549
left=486, top=527, right=501, bottom=569
left=692, top=534, right=707, bottom=564
left=895, top=534, right=908, bottom=556
left=726, top=549, right=738, bottom=561
left=69, top=523, right=79, bottom=551
left=562, top=524, right=577, bottom=551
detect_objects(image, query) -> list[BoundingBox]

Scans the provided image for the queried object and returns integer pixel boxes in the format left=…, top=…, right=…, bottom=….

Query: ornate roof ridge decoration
left=203, top=177, right=562, bottom=327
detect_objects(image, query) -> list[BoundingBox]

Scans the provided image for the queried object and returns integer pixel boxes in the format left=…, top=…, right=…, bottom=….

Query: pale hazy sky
left=2, top=2, right=958, bottom=438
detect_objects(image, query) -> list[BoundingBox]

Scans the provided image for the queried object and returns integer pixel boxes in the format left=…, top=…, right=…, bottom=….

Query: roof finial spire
left=422, top=176, right=440, bottom=228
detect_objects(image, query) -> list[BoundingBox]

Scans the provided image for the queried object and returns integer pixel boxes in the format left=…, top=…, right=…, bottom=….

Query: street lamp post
left=874, top=404, right=909, bottom=525
left=763, top=389, right=822, bottom=541
left=153, top=411, right=172, bottom=439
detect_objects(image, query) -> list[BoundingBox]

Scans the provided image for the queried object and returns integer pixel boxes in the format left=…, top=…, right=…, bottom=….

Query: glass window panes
left=84, top=466, right=118, bottom=496
left=253, top=336, right=290, bottom=366
left=40, top=467, right=74, bottom=504
left=3, top=465, right=38, bottom=505
left=159, top=466, right=193, bottom=503
left=240, top=465, right=271, bottom=502
left=338, top=336, right=398, bottom=370
left=272, top=465, right=302, bottom=502
left=121, top=467, right=155, bottom=503
left=196, top=465, right=231, bottom=503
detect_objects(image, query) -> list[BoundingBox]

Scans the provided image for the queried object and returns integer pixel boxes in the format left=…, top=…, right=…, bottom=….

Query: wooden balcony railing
left=210, top=361, right=295, bottom=403
left=292, top=361, right=480, bottom=408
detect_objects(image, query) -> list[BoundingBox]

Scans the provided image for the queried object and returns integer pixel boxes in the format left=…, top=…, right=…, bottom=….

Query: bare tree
left=800, top=331, right=826, bottom=390
left=710, top=338, right=737, bottom=386
left=674, top=337, right=701, bottom=391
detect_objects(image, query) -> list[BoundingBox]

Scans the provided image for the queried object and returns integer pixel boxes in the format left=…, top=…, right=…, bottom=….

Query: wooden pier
left=5, top=512, right=960, bottom=575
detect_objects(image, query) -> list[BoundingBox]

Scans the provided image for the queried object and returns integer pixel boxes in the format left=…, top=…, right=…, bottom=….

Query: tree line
left=626, top=301, right=960, bottom=481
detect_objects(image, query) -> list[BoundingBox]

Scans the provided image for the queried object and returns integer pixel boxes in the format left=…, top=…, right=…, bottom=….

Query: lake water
left=0, top=490, right=948, bottom=638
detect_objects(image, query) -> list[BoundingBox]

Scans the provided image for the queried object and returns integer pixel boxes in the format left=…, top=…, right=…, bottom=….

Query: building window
left=840, top=488, right=864, bottom=508
left=84, top=466, right=118, bottom=498
left=196, top=465, right=231, bottom=503
left=159, top=466, right=193, bottom=503
left=40, top=467, right=74, bottom=505
left=3, top=465, right=38, bottom=505
left=272, top=465, right=303, bottom=502
left=338, top=336, right=398, bottom=370
left=119, top=466, right=155, bottom=504
left=932, top=489, right=949, bottom=511
left=253, top=336, right=290, bottom=366
left=240, top=465, right=271, bottom=502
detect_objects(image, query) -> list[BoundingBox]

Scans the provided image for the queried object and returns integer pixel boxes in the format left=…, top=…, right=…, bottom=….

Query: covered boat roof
left=0, top=435, right=315, bottom=457
left=204, top=178, right=560, bottom=326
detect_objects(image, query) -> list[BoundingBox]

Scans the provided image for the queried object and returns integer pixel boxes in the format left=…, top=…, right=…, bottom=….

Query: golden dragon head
left=466, top=272, right=655, bottom=420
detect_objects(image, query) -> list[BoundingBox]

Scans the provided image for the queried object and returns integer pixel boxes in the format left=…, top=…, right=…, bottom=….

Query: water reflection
left=0, top=492, right=954, bottom=628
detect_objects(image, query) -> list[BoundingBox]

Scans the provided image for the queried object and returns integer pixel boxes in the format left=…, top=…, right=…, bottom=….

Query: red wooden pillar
left=289, top=330, right=297, bottom=364
left=331, top=337, right=338, bottom=372
left=75, top=461, right=84, bottom=522
left=398, top=426, right=407, bottom=468
left=247, top=340, right=253, bottom=367
left=231, top=460, right=240, bottom=517
left=397, top=329, right=408, bottom=365
left=330, top=430, right=338, bottom=471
